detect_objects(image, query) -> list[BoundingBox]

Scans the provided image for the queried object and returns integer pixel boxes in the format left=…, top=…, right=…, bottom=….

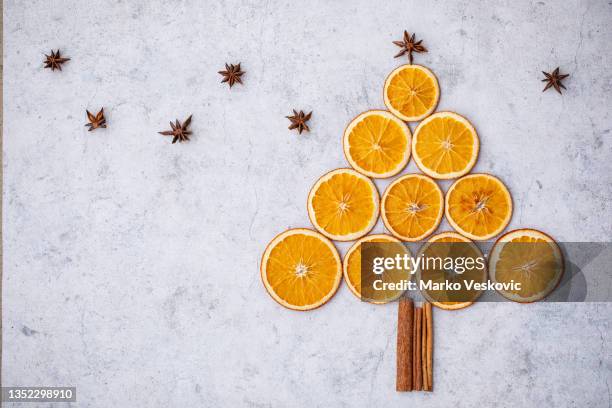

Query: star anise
left=85, top=108, right=106, bottom=131
left=286, top=110, right=312, bottom=134
left=218, top=63, right=245, bottom=88
left=393, top=31, right=427, bottom=65
left=159, top=115, right=193, bottom=144
left=44, top=49, right=70, bottom=71
left=542, top=67, right=569, bottom=94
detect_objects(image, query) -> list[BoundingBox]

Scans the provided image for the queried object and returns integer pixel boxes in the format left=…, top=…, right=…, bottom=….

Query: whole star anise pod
left=542, top=67, right=569, bottom=94
left=218, top=63, right=245, bottom=88
left=85, top=108, right=107, bottom=131
left=159, top=115, right=193, bottom=144
left=393, top=31, right=427, bottom=65
left=286, top=110, right=312, bottom=134
left=44, top=49, right=70, bottom=71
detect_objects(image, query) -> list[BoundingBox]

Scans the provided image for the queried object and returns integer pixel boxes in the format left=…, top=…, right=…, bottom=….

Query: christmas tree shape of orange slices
left=262, top=60, right=561, bottom=310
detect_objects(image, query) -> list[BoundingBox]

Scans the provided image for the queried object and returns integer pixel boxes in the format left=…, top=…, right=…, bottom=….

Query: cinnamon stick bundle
left=396, top=301, right=434, bottom=393
left=396, top=297, right=414, bottom=391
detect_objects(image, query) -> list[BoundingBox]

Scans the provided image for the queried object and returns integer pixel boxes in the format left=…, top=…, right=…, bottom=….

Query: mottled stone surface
left=3, top=1, right=611, bottom=407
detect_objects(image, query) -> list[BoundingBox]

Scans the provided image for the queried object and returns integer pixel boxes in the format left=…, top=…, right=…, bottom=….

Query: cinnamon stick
left=412, top=306, right=417, bottom=389
left=396, top=297, right=414, bottom=391
left=425, top=302, right=433, bottom=391
left=413, top=307, right=423, bottom=391
left=422, top=305, right=428, bottom=391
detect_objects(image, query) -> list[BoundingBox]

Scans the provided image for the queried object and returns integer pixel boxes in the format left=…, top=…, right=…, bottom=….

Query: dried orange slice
left=489, top=229, right=563, bottom=303
left=445, top=174, right=512, bottom=240
left=412, top=112, right=479, bottom=179
left=381, top=174, right=444, bottom=241
left=307, top=168, right=380, bottom=241
left=383, top=65, right=440, bottom=122
left=343, top=234, right=411, bottom=303
left=261, top=228, right=342, bottom=311
left=416, top=232, right=487, bottom=310
left=343, top=110, right=411, bottom=178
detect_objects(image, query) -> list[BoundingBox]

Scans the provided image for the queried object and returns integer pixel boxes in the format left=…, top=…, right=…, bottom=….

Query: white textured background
left=3, top=0, right=612, bottom=407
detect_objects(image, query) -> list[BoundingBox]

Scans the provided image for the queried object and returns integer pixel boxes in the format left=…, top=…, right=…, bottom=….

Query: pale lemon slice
left=261, top=229, right=342, bottom=311
left=489, top=229, right=563, bottom=303
left=383, top=65, right=440, bottom=122
left=381, top=174, right=444, bottom=241
left=412, top=112, right=479, bottom=179
left=307, top=168, right=380, bottom=241
left=343, top=110, right=411, bottom=178
left=445, top=174, right=512, bottom=240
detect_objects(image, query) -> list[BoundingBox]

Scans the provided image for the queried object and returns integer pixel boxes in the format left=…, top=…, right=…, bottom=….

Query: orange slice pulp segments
left=261, top=229, right=342, bottom=311
left=343, top=234, right=411, bottom=303
left=381, top=174, right=444, bottom=241
left=416, top=231, right=487, bottom=310
left=383, top=64, right=440, bottom=122
left=445, top=174, right=512, bottom=241
left=489, top=229, right=563, bottom=303
left=412, top=112, right=479, bottom=179
left=343, top=110, right=411, bottom=178
left=307, top=168, right=380, bottom=241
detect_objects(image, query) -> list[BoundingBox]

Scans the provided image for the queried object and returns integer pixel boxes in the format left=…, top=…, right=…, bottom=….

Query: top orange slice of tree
left=307, top=168, right=380, bottom=241
left=343, top=234, right=411, bottom=304
left=343, top=110, right=412, bottom=178
left=416, top=231, right=487, bottom=310
left=383, top=64, right=440, bottom=122
left=261, top=228, right=342, bottom=311
left=445, top=174, right=512, bottom=240
left=412, top=112, right=479, bottom=179
left=488, top=229, right=563, bottom=303
left=381, top=173, right=444, bottom=241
